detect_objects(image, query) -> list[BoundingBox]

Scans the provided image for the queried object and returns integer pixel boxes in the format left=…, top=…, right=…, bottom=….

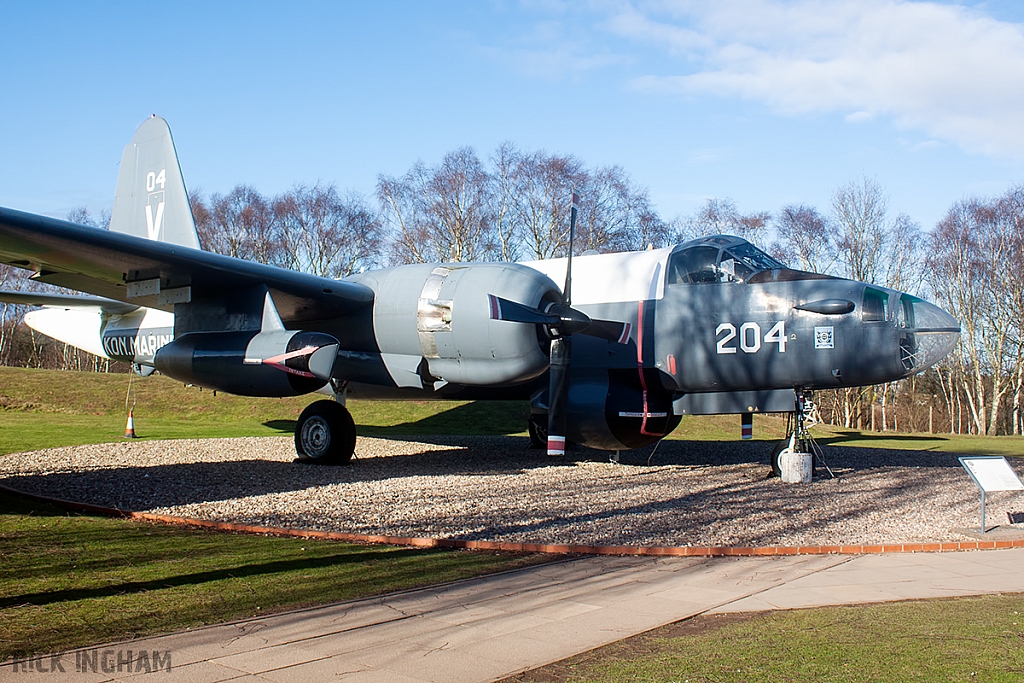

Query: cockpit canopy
left=667, top=235, right=786, bottom=285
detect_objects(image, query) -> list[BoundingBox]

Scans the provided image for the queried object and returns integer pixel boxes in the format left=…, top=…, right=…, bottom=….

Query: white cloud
left=610, top=0, right=1024, bottom=159
left=688, top=146, right=734, bottom=162
left=845, top=111, right=876, bottom=123
left=486, top=11, right=632, bottom=80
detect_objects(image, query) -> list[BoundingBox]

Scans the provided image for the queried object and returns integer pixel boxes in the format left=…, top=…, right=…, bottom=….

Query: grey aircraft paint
left=109, top=116, right=200, bottom=249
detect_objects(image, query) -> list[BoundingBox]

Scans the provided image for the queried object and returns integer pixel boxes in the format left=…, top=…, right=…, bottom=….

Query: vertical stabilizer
left=108, top=115, right=200, bottom=249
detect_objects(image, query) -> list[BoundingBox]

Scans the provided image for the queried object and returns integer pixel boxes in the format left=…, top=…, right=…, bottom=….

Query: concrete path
left=3, top=549, right=1023, bottom=682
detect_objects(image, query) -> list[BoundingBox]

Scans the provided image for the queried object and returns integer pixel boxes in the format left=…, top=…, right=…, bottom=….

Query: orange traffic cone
left=123, top=409, right=138, bottom=438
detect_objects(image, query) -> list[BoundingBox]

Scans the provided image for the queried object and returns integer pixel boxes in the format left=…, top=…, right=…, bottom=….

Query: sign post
left=959, top=456, right=1024, bottom=533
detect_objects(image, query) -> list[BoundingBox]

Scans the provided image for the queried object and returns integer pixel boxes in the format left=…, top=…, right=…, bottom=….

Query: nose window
left=862, top=288, right=889, bottom=322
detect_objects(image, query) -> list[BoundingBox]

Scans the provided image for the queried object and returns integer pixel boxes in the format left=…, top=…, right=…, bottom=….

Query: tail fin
left=108, top=115, right=201, bottom=249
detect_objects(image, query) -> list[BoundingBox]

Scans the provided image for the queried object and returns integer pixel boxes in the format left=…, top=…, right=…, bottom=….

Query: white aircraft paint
left=520, top=247, right=672, bottom=305
left=24, top=307, right=109, bottom=359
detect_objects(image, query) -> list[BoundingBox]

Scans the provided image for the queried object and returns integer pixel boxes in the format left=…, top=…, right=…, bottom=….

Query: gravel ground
left=2, top=436, right=1022, bottom=547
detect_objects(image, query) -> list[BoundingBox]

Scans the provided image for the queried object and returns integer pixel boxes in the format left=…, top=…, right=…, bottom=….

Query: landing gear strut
left=295, top=400, right=356, bottom=465
left=527, top=414, right=547, bottom=450
left=770, top=391, right=831, bottom=478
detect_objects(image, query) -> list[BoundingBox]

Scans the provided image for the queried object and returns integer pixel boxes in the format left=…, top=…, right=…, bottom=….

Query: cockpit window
left=862, top=288, right=889, bottom=322
left=667, top=246, right=720, bottom=284
left=666, top=238, right=785, bottom=285
left=897, top=295, right=915, bottom=329
left=726, top=242, right=785, bottom=274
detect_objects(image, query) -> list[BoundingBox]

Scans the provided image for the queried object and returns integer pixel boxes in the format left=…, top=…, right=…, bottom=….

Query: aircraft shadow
left=263, top=401, right=531, bottom=438
left=0, top=546, right=429, bottom=608
left=816, top=430, right=956, bottom=445
left=0, top=437, right=963, bottom=513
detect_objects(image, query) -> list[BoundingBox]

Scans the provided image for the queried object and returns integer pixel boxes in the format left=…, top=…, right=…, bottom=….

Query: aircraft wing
left=0, top=207, right=374, bottom=324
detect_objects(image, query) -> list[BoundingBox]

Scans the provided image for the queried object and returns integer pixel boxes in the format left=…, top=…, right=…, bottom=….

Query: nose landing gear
left=770, top=392, right=832, bottom=479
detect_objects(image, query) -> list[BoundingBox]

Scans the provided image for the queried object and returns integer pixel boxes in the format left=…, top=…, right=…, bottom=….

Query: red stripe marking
left=636, top=302, right=667, bottom=438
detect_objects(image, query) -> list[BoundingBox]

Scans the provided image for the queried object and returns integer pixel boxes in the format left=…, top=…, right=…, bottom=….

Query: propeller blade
left=543, top=302, right=591, bottom=337
left=488, top=294, right=558, bottom=325
left=581, top=319, right=632, bottom=344
left=547, top=336, right=570, bottom=457
left=546, top=192, right=582, bottom=458
left=489, top=295, right=598, bottom=337
left=564, top=191, right=579, bottom=307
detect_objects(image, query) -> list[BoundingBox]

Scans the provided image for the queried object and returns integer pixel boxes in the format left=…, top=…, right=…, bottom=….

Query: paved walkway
left=3, top=549, right=1023, bottom=682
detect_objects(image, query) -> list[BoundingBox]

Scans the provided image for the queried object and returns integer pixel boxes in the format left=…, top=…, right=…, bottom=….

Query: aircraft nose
left=901, top=299, right=960, bottom=373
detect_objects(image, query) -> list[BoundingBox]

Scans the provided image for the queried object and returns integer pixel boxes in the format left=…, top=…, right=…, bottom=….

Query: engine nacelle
left=154, top=329, right=339, bottom=397
left=542, top=368, right=682, bottom=451
left=351, top=262, right=561, bottom=386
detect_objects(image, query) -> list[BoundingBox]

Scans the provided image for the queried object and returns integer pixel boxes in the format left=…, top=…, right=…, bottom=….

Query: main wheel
left=294, top=400, right=356, bottom=465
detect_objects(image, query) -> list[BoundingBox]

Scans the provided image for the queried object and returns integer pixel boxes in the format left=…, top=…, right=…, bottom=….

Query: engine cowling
left=539, top=368, right=682, bottom=450
left=351, top=262, right=561, bottom=386
left=154, top=330, right=339, bottom=397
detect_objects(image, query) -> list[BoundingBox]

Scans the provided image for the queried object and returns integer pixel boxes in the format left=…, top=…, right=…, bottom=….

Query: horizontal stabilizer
left=0, top=289, right=139, bottom=315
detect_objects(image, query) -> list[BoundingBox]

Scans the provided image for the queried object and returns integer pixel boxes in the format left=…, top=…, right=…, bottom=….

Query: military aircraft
left=0, top=117, right=961, bottom=469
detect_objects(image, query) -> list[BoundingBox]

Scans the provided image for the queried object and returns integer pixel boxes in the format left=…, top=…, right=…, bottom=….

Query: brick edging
left=4, top=483, right=1023, bottom=556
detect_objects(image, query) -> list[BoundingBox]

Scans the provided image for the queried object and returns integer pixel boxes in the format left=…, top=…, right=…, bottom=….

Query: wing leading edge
left=0, top=207, right=374, bottom=325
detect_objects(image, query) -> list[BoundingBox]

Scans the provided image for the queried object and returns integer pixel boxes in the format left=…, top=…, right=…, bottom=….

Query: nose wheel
left=770, top=392, right=832, bottom=478
left=295, top=400, right=356, bottom=465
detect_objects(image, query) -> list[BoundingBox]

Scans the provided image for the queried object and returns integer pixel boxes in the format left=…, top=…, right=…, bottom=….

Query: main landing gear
left=295, top=400, right=357, bottom=465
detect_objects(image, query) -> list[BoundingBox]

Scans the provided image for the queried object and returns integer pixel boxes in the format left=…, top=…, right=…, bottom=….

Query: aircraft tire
left=770, top=438, right=813, bottom=478
left=294, top=400, right=356, bottom=465
left=770, top=441, right=785, bottom=477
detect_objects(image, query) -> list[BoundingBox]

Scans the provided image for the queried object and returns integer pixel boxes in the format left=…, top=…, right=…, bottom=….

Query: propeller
left=488, top=192, right=632, bottom=456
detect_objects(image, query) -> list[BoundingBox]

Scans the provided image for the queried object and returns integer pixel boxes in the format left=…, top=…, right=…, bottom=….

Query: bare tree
left=379, top=148, right=494, bottom=264
left=927, top=196, right=1017, bottom=435
left=831, top=177, right=922, bottom=292
left=507, top=150, right=586, bottom=260
left=775, top=204, right=836, bottom=273
left=189, top=189, right=213, bottom=244
left=578, top=165, right=669, bottom=254
left=490, top=142, right=522, bottom=262
left=673, top=197, right=773, bottom=250
left=199, top=185, right=282, bottom=265
left=0, top=264, right=27, bottom=366
left=275, top=184, right=383, bottom=278
left=65, top=206, right=111, bottom=229
left=996, top=186, right=1024, bottom=434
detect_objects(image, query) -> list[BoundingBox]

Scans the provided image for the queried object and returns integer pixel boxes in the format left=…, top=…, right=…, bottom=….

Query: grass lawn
left=0, top=367, right=543, bottom=660
left=0, top=493, right=544, bottom=661
left=506, top=594, right=1024, bottom=683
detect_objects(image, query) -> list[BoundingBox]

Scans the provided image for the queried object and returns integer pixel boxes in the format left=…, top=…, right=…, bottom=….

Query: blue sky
left=2, top=0, right=1024, bottom=234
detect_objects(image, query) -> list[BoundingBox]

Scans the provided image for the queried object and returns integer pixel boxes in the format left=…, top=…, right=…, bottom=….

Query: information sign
left=959, top=457, right=1024, bottom=533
